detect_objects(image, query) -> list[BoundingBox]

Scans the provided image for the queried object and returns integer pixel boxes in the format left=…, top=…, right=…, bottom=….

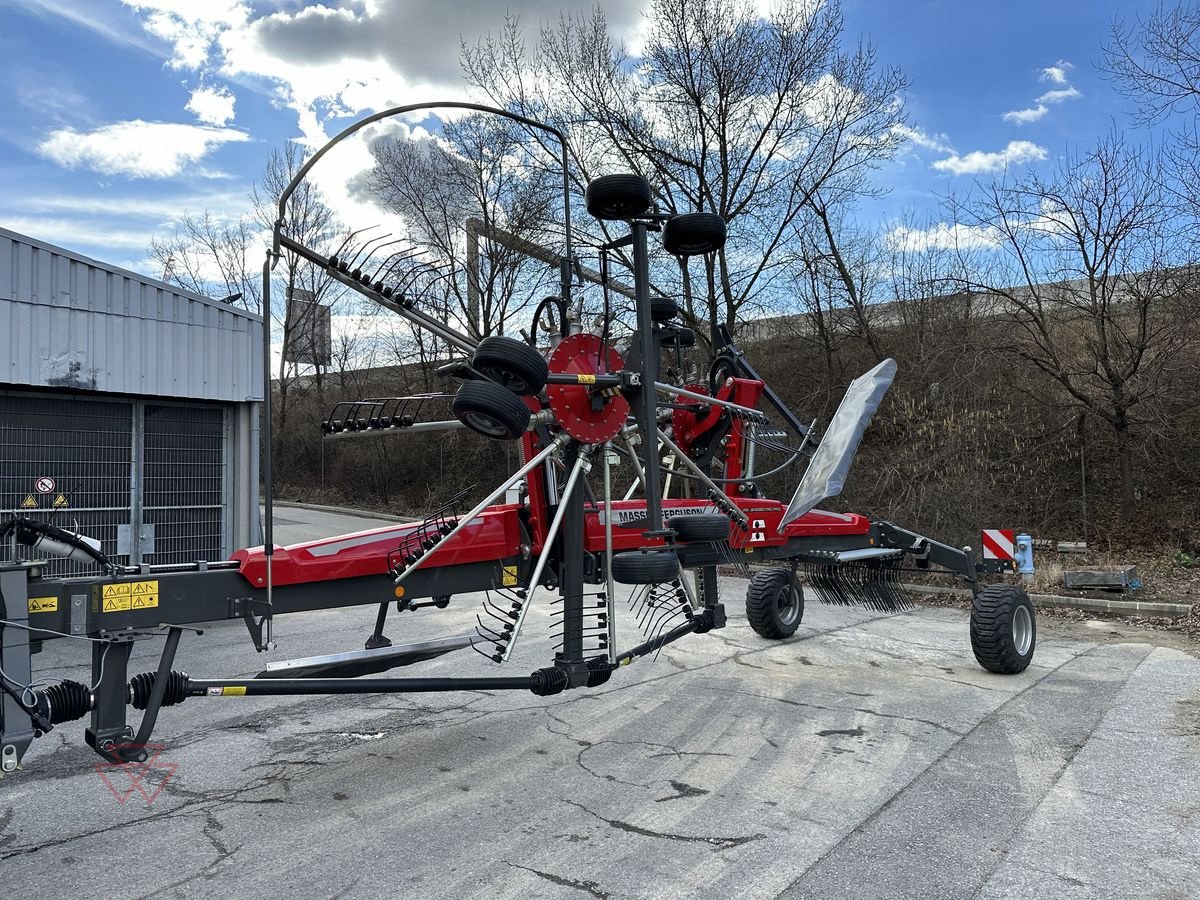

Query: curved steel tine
left=474, top=615, right=509, bottom=643
left=646, top=601, right=677, bottom=640
left=328, top=224, right=378, bottom=266
left=359, top=237, right=407, bottom=280
left=370, top=244, right=420, bottom=282
left=342, top=227, right=390, bottom=272
left=352, top=234, right=400, bottom=277
left=481, top=602, right=515, bottom=628
left=636, top=588, right=661, bottom=630
left=628, top=584, right=650, bottom=618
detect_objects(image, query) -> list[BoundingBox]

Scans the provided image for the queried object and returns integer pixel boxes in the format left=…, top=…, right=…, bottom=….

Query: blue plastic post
left=1015, top=533, right=1035, bottom=583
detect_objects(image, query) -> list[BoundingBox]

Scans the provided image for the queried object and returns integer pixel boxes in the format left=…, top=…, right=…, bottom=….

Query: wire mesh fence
left=0, top=390, right=227, bottom=574
left=143, top=404, right=225, bottom=565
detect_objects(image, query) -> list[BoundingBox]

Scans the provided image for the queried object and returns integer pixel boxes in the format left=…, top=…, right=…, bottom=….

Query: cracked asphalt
left=4, top=507, right=1200, bottom=899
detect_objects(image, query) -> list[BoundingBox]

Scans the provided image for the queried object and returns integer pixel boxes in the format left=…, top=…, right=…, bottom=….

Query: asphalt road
left=4, top=507, right=1199, bottom=899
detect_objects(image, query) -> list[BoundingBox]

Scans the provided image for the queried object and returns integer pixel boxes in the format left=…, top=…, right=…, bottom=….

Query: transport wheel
left=708, top=354, right=738, bottom=392
left=585, top=174, right=653, bottom=220
left=612, top=549, right=679, bottom=585
left=662, top=212, right=727, bottom=256
left=970, top=584, right=1036, bottom=674
left=669, top=514, right=730, bottom=543
left=661, top=326, right=695, bottom=348
left=471, top=336, right=548, bottom=396
left=746, top=568, right=804, bottom=639
left=651, top=296, right=679, bottom=322
left=452, top=381, right=531, bottom=440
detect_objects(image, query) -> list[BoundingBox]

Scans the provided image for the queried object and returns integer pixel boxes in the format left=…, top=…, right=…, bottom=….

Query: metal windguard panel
left=0, top=226, right=263, bottom=402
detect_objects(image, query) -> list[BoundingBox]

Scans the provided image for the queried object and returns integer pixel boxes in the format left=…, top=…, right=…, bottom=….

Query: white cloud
left=1036, top=86, right=1081, bottom=104
left=885, top=222, right=1003, bottom=252
left=186, top=86, right=237, bottom=126
left=1039, top=60, right=1072, bottom=85
left=0, top=215, right=158, bottom=251
left=892, top=124, right=954, bottom=154
left=1002, top=104, right=1048, bottom=125
left=12, top=190, right=247, bottom=222
left=120, top=0, right=249, bottom=69
left=116, top=1, right=647, bottom=232
left=931, top=140, right=1048, bottom=176
left=37, top=120, right=251, bottom=178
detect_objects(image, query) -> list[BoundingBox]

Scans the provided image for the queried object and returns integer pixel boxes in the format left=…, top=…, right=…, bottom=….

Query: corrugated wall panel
left=0, top=226, right=263, bottom=402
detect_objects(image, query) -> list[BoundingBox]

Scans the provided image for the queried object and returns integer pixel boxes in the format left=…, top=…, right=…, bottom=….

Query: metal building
left=0, top=225, right=263, bottom=573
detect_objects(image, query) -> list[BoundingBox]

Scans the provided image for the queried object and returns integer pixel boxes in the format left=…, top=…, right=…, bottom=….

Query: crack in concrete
left=776, top=642, right=1123, bottom=900
left=562, top=799, right=762, bottom=849
left=0, top=755, right=303, bottom=861
left=656, top=780, right=709, bottom=803
left=713, top=687, right=967, bottom=737
left=816, top=726, right=865, bottom=738
left=506, top=861, right=612, bottom=899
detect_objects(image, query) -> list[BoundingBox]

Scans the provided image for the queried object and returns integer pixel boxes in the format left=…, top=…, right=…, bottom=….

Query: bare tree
left=1106, top=2, right=1200, bottom=119
left=150, top=212, right=260, bottom=312
left=953, top=136, right=1198, bottom=518
left=363, top=115, right=559, bottom=340
left=462, top=0, right=907, bottom=351
left=1105, top=2, right=1200, bottom=229
left=151, top=143, right=374, bottom=476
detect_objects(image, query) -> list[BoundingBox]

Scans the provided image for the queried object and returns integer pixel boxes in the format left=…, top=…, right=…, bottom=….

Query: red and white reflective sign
left=981, top=529, right=1015, bottom=561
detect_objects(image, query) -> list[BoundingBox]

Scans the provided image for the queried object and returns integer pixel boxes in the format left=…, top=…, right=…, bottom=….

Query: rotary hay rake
left=0, top=102, right=1036, bottom=773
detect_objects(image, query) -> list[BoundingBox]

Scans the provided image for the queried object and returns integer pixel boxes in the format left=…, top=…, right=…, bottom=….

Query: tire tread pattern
left=746, top=569, right=802, bottom=639
left=970, top=584, right=1036, bottom=674
left=612, top=549, right=679, bottom=585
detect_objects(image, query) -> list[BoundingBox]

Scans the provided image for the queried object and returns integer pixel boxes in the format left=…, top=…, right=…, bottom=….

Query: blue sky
left=0, top=0, right=1176, bottom=276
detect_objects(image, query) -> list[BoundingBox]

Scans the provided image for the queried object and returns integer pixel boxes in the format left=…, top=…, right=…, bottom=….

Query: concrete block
left=1062, top=566, right=1138, bottom=591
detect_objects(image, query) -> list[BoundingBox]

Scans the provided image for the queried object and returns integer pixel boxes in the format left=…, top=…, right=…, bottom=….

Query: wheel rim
left=463, top=411, right=507, bottom=437
left=776, top=585, right=799, bottom=626
left=1012, top=604, right=1033, bottom=656
left=484, top=369, right=530, bottom=394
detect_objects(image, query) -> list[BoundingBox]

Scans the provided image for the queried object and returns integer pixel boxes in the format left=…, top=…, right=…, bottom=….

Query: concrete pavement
left=3, top=507, right=1198, bottom=899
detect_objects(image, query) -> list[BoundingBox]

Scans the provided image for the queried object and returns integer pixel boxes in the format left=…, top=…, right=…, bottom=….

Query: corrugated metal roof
left=0, top=226, right=263, bottom=403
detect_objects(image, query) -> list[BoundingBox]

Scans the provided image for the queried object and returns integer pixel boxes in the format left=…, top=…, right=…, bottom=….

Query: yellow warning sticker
left=101, top=580, right=159, bottom=612
left=576, top=374, right=596, bottom=384
left=220, top=686, right=246, bottom=696
left=28, top=596, right=58, bottom=614
left=53, top=493, right=69, bottom=508
left=501, top=565, right=518, bottom=587
left=21, top=495, right=38, bottom=509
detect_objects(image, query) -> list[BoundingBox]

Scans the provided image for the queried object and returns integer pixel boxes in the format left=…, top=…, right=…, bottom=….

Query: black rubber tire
left=746, top=568, right=804, bottom=639
left=708, top=354, right=738, bottom=392
left=451, top=380, right=531, bottom=440
left=611, top=549, right=679, bottom=585
left=585, top=174, right=653, bottom=220
left=970, top=584, right=1036, bottom=674
left=668, top=514, right=730, bottom=543
left=651, top=296, right=679, bottom=322
left=662, top=212, right=728, bottom=256
left=661, top=326, right=695, bottom=348
left=472, top=336, right=548, bottom=396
